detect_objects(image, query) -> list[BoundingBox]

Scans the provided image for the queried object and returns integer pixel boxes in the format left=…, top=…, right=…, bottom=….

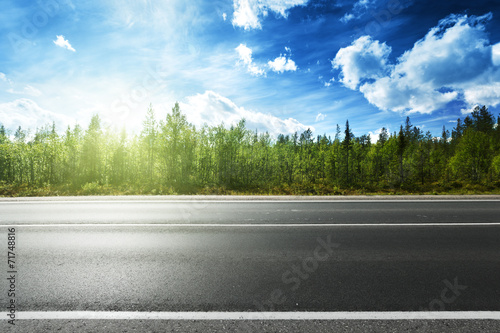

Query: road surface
left=1, top=196, right=499, bottom=332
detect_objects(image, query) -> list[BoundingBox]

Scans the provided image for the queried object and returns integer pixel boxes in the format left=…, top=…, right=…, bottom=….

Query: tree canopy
left=0, top=104, right=499, bottom=196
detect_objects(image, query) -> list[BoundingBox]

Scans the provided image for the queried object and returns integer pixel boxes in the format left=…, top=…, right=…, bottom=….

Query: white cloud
left=333, top=13, right=500, bottom=113
left=354, top=0, right=374, bottom=10
left=265, top=0, right=309, bottom=16
left=460, top=105, right=480, bottom=115
left=267, top=47, right=297, bottom=73
left=0, top=72, right=14, bottom=87
left=315, top=113, right=326, bottom=122
left=358, top=76, right=458, bottom=114
left=222, top=12, right=227, bottom=21
left=493, top=42, right=500, bottom=66
left=235, top=44, right=253, bottom=65
left=394, top=14, right=492, bottom=88
left=340, top=13, right=355, bottom=23
left=180, top=91, right=312, bottom=137
left=332, top=36, right=391, bottom=90
left=367, top=129, right=379, bottom=144
left=235, top=44, right=266, bottom=76
left=25, top=85, right=42, bottom=97
left=319, top=76, right=335, bottom=87
left=268, top=55, right=297, bottom=73
left=340, top=0, right=375, bottom=23
left=0, top=99, right=74, bottom=132
left=7, top=85, right=42, bottom=97
left=233, top=0, right=261, bottom=30
left=53, top=35, right=76, bottom=52
left=232, top=0, right=309, bottom=30
left=1, top=73, right=42, bottom=97
left=368, top=127, right=391, bottom=144
left=463, top=80, right=500, bottom=108
left=236, top=45, right=299, bottom=76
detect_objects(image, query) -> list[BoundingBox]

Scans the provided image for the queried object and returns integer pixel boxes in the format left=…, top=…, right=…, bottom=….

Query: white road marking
left=1, top=199, right=500, bottom=204
left=2, top=223, right=500, bottom=227
left=3, top=311, right=500, bottom=320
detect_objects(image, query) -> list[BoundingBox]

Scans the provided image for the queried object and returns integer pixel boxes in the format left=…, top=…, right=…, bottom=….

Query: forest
left=0, top=103, right=499, bottom=196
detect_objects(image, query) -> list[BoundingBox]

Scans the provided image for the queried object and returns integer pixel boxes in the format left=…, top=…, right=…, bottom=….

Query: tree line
left=1, top=103, right=499, bottom=195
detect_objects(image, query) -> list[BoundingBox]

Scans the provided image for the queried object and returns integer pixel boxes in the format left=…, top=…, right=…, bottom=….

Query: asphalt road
left=1, top=199, right=499, bottom=224
left=1, top=198, right=500, bottom=332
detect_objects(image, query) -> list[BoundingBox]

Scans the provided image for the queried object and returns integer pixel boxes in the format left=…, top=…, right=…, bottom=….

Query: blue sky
left=1, top=0, right=500, bottom=140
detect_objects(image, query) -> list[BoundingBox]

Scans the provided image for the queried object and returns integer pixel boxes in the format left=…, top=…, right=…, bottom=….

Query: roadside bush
left=81, top=182, right=101, bottom=195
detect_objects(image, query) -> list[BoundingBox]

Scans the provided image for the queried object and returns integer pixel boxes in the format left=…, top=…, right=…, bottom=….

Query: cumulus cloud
left=0, top=99, right=74, bottom=132
left=180, top=91, right=312, bottom=137
left=268, top=55, right=297, bottom=73
left=53, top=35, right=76, bottom=52
left=232, top=0, right=309, bottom=30
left=236, top=45, right=298, bottom=76
left=333, top=13, right=500, bottom=113
left=233, top=0, right=260, bottom=30
left=493, top=42, right=500, bottom=66
left=332, top=36, right=391, bottom=90
left=463, top=81, right=500, bottom=108
left=235, top=44, right=266, bottom=76
left=268, top=47, right=297, bottom=73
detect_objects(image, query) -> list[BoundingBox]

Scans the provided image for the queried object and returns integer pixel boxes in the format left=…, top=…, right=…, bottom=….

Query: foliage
left=0, top=104, right=499, bottom=196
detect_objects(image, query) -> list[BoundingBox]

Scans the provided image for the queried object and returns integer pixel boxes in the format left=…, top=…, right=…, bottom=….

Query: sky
left=1, top=0, right=500, bottom=141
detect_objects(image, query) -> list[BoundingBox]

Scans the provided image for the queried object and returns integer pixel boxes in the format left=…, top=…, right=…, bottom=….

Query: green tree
left=159, top=102, right=195, bottom=189
left=342, top=120, right=353, bottom=185
left=62, top=125, right=82, bottom=186
left=470, top=105, right=495, bottom=133
left=450, top=129, right=491, bottom=182
left=81, top=115, right=103, bottom=184
left=0, top=125, right=10, bottom=181
left=141, top=104, right=158, bottom=185
left=397, top=125, right=406, bottom=185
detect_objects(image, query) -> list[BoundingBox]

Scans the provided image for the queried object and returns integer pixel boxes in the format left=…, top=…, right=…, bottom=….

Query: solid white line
left=1, top=200, right=500, bottom=204
left=4, top=311, right=500, bottom=320
left=3, top=223, right=500, bottom=228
